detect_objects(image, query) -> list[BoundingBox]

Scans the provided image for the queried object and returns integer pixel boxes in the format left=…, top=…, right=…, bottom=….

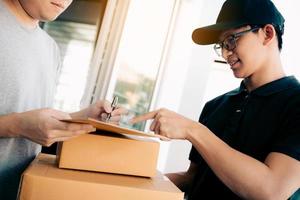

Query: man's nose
left=222, top=48, right=233, bottom=61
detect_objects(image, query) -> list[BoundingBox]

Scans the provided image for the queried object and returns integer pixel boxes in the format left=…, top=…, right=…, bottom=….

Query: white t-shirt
left=0, top=1, right=61, bottom=199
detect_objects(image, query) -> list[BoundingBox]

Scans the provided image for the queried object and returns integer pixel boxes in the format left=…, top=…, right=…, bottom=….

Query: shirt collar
left=227, top=76, right=299, bottom=96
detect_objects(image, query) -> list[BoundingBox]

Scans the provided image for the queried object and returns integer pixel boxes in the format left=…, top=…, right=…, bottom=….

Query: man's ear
left=262, top=24, right=276, bottom=46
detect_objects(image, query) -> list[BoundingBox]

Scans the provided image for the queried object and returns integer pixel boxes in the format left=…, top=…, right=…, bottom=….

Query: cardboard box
left=57, top=132, right=160, bottom=177
left=18, top=154, right=184, bottom=200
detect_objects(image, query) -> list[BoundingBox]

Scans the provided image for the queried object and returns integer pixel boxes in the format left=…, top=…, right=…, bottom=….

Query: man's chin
left=232, top=71, right=246, bottom=79
left=39, top=14, right=60, bottom=22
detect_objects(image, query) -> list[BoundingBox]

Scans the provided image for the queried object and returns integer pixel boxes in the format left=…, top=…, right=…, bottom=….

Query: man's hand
left=130, top=108, right=203, bottom=140
left=16, top=108, right=96, bottom=146
left=71, top=100, right=128, bottom=125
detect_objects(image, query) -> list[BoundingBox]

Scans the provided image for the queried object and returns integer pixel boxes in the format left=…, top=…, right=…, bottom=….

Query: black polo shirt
left=188, top=76, right=300, bottom=200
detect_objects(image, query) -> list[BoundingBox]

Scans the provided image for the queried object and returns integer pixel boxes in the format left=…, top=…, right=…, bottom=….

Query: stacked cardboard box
left=18, top=119, right=184, bottom=199
left=57, top=132, right=160, bottom=177
left=18, top=154, right=184, bottom=200
left=56, top=118, right=164, bottom=177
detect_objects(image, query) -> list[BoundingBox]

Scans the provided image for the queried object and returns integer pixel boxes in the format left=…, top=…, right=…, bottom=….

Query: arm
left=188, top=125, right=300, bottom=200
left=0, top=109, right=95, bottom=146
left=0, top=101, right=126, bottom=145
left=131, top=108, right=300, bottom=200
left=0, top=113, right=20, bottom=137
left=165, top=162, right=198, bottom=192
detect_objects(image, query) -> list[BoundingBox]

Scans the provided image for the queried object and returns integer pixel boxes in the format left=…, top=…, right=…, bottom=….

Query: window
left=103, top=0, right=178, bottom=130
left=44, top=21, right=98, bottom=112
left=43, top=0, right=107, bottom=112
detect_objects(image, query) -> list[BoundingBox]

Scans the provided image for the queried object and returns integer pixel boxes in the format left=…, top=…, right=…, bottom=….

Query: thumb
left=102, top=100, right=113, bottom=113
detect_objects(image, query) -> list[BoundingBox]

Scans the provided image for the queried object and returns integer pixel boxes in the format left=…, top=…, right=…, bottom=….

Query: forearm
left=187, top=125, right=276, bottom=199
left=0, top=113, right=21, bottom=137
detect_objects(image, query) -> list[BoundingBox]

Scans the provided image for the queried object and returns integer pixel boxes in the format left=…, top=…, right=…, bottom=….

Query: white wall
left=273, top=0, right=300, bottom=77
left=155, top=0, right=224, bottom=173
left=156, top=0, right=300, bottom=173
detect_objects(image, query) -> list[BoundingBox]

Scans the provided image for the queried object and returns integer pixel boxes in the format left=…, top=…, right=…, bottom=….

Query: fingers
left=50, top=116, right=96, bottom=132
left=63, top=123, right=96, bottom=132
left=111, top=107, right=128, bottom=116
left=90, top=100, right=128, bottom=122
left=97, top=114, right=121, bottom=124
left=42, top=130, right=87, bottom=147
left=51, top=134, right=82, bottom=144
left=150, top=118, right=157, bottom=131
left=154, top=122, right=161, bottom=135
left=51, top=130, right=87, bottom=140
left=107, top=115, right=121, bottom=123
left=33, top=130, right=84, bottom=147
left=102, top=100, right=113, bottom=113
left=153, top=134, right=171, bottom=141
left=97, top=106, right=127, bottom=123
left=131, top=109, right=166, bottom=136
left=93, top=100, right=112, bottom=113
left=49, top=129, right=93, bottom=138
left=100, top=109, right=123, bottom=120
left=108, top=121, right=120, bottom=125
left=130, top=110, right=158, bottom=124
left=98, top=113, right=107, bottom=121
left=149, top=112, right=165, bottom=135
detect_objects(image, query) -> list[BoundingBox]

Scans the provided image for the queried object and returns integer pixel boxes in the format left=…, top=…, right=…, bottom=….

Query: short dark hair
left=274, top=24, right=284, bottom=51
left=251, top=24, right=284, bottom=51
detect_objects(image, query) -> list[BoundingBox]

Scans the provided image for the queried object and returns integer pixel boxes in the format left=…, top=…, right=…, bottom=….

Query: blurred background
left=42, top=0, right=300, bottom=173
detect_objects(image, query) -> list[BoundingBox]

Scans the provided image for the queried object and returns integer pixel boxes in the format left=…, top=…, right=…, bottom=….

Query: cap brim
left=192, top=21, right=247, bottom=45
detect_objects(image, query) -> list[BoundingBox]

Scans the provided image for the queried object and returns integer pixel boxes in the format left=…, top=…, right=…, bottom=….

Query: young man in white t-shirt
left=0, top=1, right=126, bottom=199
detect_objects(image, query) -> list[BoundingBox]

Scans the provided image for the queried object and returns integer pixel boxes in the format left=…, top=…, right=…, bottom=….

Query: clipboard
left=61, top=118, right=169, bottom=140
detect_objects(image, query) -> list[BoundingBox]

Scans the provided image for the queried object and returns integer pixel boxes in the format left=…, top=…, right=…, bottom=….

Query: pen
left=106, top=96, right=118, bottom=122
left=214, top=59, right=227, bottom=64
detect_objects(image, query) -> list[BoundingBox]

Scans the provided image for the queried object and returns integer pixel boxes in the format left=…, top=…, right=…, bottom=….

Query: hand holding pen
left=106, top=96, right=119, bottom=122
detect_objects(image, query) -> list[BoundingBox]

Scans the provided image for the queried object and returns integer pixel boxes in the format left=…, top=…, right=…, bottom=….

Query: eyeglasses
left=214, top=26, right=260, bottom=57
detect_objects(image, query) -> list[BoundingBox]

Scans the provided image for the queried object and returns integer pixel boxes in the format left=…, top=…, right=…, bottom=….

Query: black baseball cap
left=192, top=0, right=285, bottom=45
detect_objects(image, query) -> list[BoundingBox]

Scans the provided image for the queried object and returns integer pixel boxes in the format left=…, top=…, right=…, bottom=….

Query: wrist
left=186, top=122, right=206, bottom=141
left=7, top=112, right=23, bottom=137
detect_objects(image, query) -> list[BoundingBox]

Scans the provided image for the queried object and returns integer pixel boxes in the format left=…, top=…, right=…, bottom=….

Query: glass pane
left=43, top=21, right=98, bottom=112
left=108, top=0, right=176, bottom=130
